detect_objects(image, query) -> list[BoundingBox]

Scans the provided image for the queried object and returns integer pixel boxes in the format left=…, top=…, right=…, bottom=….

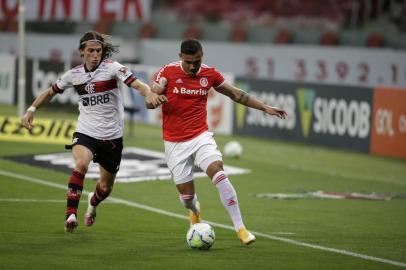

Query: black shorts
left=66, top=132, right=123, bottom=173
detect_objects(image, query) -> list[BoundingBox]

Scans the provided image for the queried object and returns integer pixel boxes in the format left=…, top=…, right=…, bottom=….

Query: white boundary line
left=0, top=198, right=120, bottom=203
left=0, top=198, right=66, bottom=202
left=1, top=169, right=405, bottom=268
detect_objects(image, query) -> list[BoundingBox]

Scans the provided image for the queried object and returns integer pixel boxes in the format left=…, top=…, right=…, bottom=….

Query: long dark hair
left=79, top=31, right=119, bottom=60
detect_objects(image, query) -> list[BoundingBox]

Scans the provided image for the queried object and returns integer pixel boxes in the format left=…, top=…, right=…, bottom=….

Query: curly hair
left=78, top=31, right=119, bottom=60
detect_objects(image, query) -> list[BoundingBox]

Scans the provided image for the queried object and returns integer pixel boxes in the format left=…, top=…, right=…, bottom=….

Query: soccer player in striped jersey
left=20, top=31, right=167, bottom=233
left=152, top=38, right=287, bottom=245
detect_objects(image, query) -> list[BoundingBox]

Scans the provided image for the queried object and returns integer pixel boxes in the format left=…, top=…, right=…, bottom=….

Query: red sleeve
left=212, top=68, right=225, bottom=88
left=154, top=65, right=168, bottom=86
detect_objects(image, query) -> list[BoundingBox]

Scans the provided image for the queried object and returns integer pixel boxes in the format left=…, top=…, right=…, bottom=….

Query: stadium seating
left=201, top=23, right=231, bottom=42
left=182, top=25, right=203, bottom=39
left=274, top=28, right=294, bottom=44
left=138, top=22, right=157, bottom=39
left=93, top=20, right=112, bottom=35
left=320, top=31, right=340, bottom=46
left=4, top=0, right=405, bottom=49
left=229, top=25, right=247, bottom=43
left=366, top=32, right=385, bottom=47
left=0, top=18, right=17, bottom=32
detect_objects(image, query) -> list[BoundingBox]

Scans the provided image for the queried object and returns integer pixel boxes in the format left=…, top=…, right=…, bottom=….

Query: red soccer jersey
left=154, top=61, right=225, bottom=142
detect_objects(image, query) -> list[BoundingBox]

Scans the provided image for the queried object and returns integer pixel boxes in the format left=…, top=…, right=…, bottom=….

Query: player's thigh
left=165, top=141, right=195, bottom=184
left=194, top=132, right=222, bottom=173
left=70, top=132, right=96, bottom=168
left=72, top=145, right=94, bottom=166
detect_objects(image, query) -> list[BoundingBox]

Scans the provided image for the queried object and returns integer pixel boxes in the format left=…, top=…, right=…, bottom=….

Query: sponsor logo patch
left=118, top=67, right=129, bottom=75
left=200, top=77, right=208, bottom=87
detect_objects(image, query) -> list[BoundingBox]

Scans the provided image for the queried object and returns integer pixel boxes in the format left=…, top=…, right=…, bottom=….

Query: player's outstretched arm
left=215, top=82, right=287, bottom=119
left=130, top=79, right=167, bottom=109
left=20, top=87, right=56, bottom=130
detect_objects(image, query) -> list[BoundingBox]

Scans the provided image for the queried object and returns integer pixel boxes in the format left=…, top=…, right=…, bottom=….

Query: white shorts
left=164, top=131, right=223, bottom=185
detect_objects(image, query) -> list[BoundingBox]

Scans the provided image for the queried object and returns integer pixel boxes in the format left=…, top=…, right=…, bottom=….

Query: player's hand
left=145, top=92, right=168, bottom=109
left=20, top=112, right=34, bottom=130
left=265, top=106, right=287, bottom=119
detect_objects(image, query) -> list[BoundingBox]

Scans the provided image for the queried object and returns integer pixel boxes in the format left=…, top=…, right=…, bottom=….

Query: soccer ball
left=223, top=141, right=243, bottom=158
left=186, top=223, right=215, bottom=250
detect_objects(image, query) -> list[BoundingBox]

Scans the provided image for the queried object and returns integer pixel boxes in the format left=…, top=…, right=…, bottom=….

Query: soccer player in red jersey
left=152, top=38, right=287, bottom=245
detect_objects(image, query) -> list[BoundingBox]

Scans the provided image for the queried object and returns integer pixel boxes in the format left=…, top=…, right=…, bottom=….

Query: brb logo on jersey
left=82, top=94, right=110, bottom=106
left=172, top=87, right=208, bottom=96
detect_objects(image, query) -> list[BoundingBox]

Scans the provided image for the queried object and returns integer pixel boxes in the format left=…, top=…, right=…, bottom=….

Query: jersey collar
left=179, top=61, right=201, bottom=76
left=84, top=60, right=102, bottom=73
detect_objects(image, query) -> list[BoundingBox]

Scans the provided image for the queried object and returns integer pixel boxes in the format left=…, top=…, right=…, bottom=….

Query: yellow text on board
left=0, top=115, right=76, bottom=145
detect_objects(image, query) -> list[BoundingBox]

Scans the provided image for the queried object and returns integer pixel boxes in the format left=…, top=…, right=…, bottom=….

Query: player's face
left=180, top=50, right=203, bottom=75
left=81, top=41, right=103, bottom=70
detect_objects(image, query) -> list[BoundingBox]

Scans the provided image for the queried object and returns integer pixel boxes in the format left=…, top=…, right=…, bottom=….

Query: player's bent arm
left=31, top=87, right=57, bottom=109
left=151, top=82, right=166, bottom=95
left=20, top=87, right=56, bottom=130
left=130, top=79, right=167, bottom=109
left=215, top=82, right=287, bottom=119
left=130, top=79, right=152, bottom=97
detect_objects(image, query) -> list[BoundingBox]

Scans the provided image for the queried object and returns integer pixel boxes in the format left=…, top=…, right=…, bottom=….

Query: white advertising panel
left=0, top=54, right=15, bottom=104
left=140, top=40, right=406, bottom=88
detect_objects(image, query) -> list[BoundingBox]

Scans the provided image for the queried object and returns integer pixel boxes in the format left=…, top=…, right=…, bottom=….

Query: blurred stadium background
left=1, top=1, right=406, bottom=270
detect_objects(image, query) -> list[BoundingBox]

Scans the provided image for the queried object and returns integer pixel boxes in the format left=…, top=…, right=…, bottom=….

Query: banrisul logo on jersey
left=233, top=77, right=373, bottom=153
left=172, top=87, right=208, bottom=95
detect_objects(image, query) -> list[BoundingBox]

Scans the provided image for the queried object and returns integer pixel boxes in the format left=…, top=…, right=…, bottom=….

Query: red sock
left=90, top=182, right=111, bottom=207
left=66, top=170, right=84, bottom=219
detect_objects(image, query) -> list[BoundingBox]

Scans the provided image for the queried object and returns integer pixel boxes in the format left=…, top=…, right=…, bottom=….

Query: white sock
left=179, top=193, right=199, bottom=213
left=212, top=171, right=244, bottom=231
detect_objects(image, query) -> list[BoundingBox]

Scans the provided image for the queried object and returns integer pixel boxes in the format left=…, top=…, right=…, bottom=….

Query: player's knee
left=74, top=160, right=89, bottom=174
left=206, top=161, right=224, bottom=178
left=99, top=182, right=113, bottom=194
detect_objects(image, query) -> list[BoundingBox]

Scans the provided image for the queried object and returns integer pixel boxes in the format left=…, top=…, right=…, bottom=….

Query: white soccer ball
left=223, top=141, right=243, bottom=158
left=186, top=223, right=215, bottom=250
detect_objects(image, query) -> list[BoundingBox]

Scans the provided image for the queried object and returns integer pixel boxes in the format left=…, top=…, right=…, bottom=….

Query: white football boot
left=84, top=192, right=97, bottom=227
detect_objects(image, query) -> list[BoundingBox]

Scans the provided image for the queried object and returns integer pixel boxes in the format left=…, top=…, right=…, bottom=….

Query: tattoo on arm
left=235, top=92, right=250, bottom=105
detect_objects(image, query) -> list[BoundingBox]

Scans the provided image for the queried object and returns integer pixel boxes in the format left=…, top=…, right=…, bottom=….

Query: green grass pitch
left=0, top=105, right=405, bottom=270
